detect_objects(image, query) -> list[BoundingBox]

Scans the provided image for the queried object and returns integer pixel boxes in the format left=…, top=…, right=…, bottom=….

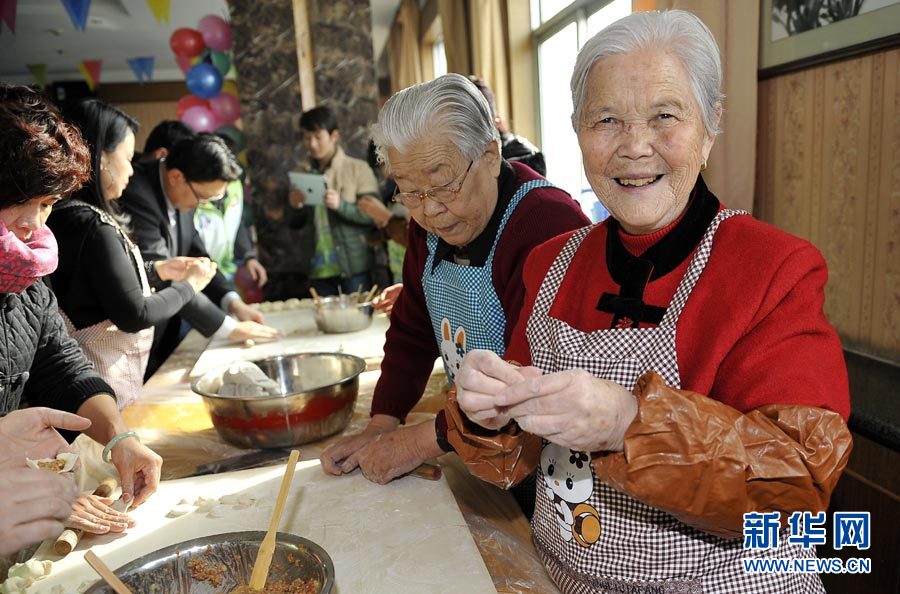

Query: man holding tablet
left=288, top=106, right=380, bottom=296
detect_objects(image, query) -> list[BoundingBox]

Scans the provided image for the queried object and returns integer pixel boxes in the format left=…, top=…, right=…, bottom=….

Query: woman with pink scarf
left=0, top=85, right=162, bottom=549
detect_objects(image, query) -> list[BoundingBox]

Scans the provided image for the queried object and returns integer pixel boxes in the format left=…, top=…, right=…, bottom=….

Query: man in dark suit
left=122, top=134, right=280, bottom=378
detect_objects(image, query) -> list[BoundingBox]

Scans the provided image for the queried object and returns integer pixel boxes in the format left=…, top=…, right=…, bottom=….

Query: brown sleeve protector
left=593, top=372, right=853, bottom=539
left=445, top=386, right=542, bottom=490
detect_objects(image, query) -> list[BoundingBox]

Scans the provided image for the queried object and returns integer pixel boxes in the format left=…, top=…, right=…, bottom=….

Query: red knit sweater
left=506, top=212, right=851, bottom=420
left=371, top=163, right=590, bottom=421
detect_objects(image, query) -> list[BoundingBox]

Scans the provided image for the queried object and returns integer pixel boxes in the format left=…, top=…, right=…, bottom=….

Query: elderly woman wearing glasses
left=320, top=74, right=589, bottom=497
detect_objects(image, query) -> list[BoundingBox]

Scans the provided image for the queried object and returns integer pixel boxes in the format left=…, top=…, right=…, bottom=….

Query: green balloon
left=208, top=50, right=232, bottom=78
left=216, top=124, right=245, bottom=153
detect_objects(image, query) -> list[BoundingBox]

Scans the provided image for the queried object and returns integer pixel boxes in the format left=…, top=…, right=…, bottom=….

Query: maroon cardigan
left=371, top=161, right=590, bottom=421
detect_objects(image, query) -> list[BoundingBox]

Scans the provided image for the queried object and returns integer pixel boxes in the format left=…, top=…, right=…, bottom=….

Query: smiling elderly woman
left=319, top=74, right=588, bottom=497
left=448, top=11, right=852, bottom=593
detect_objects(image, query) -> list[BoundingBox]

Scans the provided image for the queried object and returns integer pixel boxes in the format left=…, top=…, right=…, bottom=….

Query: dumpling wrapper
left=25, top=452, right=78, bottom=473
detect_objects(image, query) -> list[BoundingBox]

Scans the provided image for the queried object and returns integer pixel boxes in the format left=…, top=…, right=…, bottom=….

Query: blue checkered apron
left=423, top=180, right=553, bottom=383
left=526, top=210, right=825, bottom=594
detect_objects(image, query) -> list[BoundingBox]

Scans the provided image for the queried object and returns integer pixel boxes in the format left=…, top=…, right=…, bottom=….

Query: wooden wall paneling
left=115, top=100, right=177, bottom=155
left=859, top=52, right=884, bottom=349
left=818, top=56, right=873, bottom=341
left=772, top=69, right=816, bottom=240
left=871, top=49, right=900, bottom=354
left=754, top=77, right=773, bottom=221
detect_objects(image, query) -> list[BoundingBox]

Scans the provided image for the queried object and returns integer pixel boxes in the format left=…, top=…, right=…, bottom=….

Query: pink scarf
left=0, top=223, right=59, bottom=293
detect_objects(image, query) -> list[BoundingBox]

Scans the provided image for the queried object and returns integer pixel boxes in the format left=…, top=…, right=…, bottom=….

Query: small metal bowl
left=83, top=531, right=334, bottom=593
left=192, top=353, right=365, bottom=449
left=313, top=295, right=373, bottom=333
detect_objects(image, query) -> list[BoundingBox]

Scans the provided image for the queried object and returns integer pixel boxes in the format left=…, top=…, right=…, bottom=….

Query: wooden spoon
left=363, top=283, right=380, bottom=304
left=84, top=550, right=132, bottom=594
left=248, top=449, right=300, bottom=591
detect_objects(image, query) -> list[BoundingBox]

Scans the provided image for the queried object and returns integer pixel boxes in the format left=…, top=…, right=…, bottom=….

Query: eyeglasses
left=392, top=161, right=473, bottom=208
left=186, top=180, right=226, bottom=204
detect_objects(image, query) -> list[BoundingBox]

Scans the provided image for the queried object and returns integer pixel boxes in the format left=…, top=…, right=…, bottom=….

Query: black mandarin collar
left=606, top=175, right=720, bottom=285
left=432, top=160, right=516, bottom=271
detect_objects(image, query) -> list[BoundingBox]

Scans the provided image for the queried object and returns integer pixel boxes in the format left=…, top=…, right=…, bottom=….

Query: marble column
left=230, top=0, right=379, bottom=300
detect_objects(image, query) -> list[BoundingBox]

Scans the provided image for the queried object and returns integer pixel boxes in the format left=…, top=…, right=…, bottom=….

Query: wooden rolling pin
left=409, top=462, right=442, bottom=481
left=54, top=477, right=118, bottom=556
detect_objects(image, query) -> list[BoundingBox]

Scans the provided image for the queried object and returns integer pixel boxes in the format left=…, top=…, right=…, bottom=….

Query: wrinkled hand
left=0, top=408, right=91, bottom=469
left=496, top=369, right=638, bottom=453
left=229, top=299, right=265, bottom=323
left=154, top=256, right=201, bottom=282
left=319, top=415, right=400, bottom=475
left=65, top=492, right=134, bottom=535
left=456, top=350, right=542, bottom=430
left=0, top=467, right=79, bottom=555
left=184, top=258, right=217, bottom=293
left=324, top=189, right=341, bottom=210
left=245, top=258, right=268, bottom=288
left=288, top=189, right=306, bottom=208
left=227, top=321, right=283, bottom=343
left=356, top=196, right=391, bottom=227
left=372, top=283, right=403, bottom=314
left=353, top=421, right=441, bottom=484
left=108, top=437, right=162, bottom=507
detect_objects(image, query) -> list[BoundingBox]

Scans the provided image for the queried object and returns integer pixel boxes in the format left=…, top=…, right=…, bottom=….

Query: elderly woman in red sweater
left=320, top=74, right=588, bottom=500
left=449, top=10, right=851, bottom=594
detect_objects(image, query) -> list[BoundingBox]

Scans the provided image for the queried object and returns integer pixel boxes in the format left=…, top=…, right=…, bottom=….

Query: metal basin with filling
left=83, top=531, right=334, bottom=593
left=192, top=353, right=366, bottom=449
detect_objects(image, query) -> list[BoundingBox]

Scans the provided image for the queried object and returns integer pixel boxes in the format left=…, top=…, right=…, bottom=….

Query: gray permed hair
left=371, top=73, right=500, bottom=171
left=570, top=9, right=725, bottom=136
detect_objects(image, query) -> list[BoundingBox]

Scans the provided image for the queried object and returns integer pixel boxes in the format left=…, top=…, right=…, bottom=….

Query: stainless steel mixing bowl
left=192, top=352, right=366, bottom=448
left=313, top=295, right=374, bottom=333
left=83, top=531, right=334, bottom=593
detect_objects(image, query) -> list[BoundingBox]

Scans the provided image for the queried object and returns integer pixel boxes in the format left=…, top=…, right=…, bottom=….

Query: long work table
left=23, top=304, right=559, bottom=593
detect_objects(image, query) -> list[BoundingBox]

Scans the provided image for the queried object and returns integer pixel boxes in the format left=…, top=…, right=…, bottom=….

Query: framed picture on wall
left=759, top=0, right=900, bottom=77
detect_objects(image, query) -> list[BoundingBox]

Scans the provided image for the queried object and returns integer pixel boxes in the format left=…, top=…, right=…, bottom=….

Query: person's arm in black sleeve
left=84, top=224, right=195, bottom=333
left=25, top=287, right=113, bottom=415
left=286, top=205, right=311, bottom=230
left=233, top=218, right=256, bottom=262
left=177, top=292, right=228, bottom=337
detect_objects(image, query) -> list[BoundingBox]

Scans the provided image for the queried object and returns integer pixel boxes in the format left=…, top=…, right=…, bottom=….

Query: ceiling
left=0, top=0, right=400, bottom=85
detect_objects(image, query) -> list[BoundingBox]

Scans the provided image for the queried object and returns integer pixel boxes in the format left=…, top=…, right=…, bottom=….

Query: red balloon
left=170, top=28, right=205, bottom=58
left=209, top=92, right=240, bottom=124
left=176, top=95, right=209, bottom=121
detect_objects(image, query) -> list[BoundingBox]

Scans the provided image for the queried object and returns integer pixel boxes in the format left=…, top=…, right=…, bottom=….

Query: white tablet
left=288, top=172, right=326, bottom=206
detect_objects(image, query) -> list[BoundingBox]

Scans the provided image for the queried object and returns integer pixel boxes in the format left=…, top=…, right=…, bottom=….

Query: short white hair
left=371, top=73, right=500, bottom=171
left=570, top=9, right=724, bottom=136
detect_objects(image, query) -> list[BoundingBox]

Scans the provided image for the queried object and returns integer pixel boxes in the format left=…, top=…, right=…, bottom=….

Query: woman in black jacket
left=48, top=99, right=216, bottom=409
left=0, top=84, right=162, bottom=538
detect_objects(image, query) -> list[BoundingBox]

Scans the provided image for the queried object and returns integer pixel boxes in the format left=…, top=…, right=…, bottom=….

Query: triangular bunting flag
left=60, top=0, right=90, bottom=32
left=144, top=0, right=169, bottom=24
left=0, top=0, right=17, bottom=34
left=78, top=59, right=101, bottom=90
left=127, top=56, right=154, bottom=83
left=27, top=63, right=47, bottom=88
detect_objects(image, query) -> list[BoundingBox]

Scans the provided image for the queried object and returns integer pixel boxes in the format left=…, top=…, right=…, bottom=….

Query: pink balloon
left=209, top=92, right=241, bottom=124
left=197, top=15, right=232, bottom=52
left=181, top=105, right=221, bottom=133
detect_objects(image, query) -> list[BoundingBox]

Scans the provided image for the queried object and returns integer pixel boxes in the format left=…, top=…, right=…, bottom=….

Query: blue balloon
left=185, top=63, right=223, bottom=99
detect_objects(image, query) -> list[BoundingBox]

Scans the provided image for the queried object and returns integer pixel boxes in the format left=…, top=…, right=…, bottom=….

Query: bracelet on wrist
left=102, top=430, right=139, bottom=463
